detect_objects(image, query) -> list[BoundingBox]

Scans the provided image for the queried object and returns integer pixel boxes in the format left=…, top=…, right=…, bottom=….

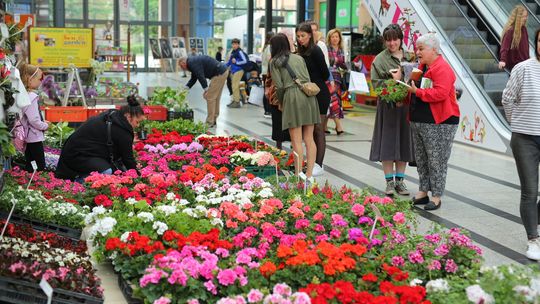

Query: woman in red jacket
left=499, top=5, right=529, bottom=71
left=407, top=33, right=460, bottom=211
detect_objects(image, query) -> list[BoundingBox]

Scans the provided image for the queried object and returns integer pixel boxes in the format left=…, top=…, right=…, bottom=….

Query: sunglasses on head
left=30, top=68, right=44, bottom=81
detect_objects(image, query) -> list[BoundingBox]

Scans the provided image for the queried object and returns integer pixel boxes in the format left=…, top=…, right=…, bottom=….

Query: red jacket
left=416, top=55, right=460, bottom=124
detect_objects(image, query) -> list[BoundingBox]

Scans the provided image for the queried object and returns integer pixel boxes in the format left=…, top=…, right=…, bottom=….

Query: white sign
left=120, top=0, right=130, bottom=20
left=39, top=278, right=53, bottom=304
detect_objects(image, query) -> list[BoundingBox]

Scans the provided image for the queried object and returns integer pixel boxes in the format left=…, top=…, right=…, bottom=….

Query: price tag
left=368, top=204, right=383, bottom=240
left=0, top=24, right=8, bottom=39
left=31, top=161, right=38, bottom=172
left=39, top=277, right=53, bottom=304
left=14, top=14, right=20, bottom=23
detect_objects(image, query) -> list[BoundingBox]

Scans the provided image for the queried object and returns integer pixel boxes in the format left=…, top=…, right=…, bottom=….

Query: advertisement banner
left=29, top=27, right=94, bottom=68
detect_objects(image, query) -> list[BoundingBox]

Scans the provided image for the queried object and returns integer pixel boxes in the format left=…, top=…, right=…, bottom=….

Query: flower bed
left=3, top=120, right=540, bottom=304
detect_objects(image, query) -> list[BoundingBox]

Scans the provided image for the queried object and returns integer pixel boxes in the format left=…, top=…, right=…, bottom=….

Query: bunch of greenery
left=148, top=87, right=190, bottom=111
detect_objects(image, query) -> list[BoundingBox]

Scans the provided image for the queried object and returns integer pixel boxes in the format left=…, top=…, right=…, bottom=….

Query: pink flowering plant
left=213, top=283, right=311, bottom=304
left=0, top=236, right=103, bottom=298
left=382, top=224, right=483, bottom=282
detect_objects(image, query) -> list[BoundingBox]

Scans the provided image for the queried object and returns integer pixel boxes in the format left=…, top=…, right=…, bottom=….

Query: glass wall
left=32, top=0, right=174, bottom=71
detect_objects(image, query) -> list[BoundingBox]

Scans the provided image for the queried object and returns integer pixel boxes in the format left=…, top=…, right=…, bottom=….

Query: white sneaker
left=526, top=239, right=540, bottom=260
left=312, top=164, right=324, bottom=176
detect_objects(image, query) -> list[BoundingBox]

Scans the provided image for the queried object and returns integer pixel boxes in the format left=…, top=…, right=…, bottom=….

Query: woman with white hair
left=407, top=33, right=460, bottom=211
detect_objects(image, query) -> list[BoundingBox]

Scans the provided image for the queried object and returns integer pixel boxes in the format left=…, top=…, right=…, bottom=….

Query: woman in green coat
left=269, top=33, right=320, bottom=178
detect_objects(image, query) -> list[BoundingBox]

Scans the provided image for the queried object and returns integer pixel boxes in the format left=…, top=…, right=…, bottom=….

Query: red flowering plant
left=300, top=264, right=431, bottom=303
left=1, top=220, right=88, bottom=255
left=5, top=167, right=86, bottom=205
left=375, top=79, right=409, bottom=105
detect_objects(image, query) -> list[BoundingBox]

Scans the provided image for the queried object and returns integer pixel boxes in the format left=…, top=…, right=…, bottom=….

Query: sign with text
left=29, top=27, right=94, bottom=68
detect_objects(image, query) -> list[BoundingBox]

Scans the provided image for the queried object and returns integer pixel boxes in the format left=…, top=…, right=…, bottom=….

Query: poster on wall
left=29, top=27, right=93, bottom=68
left=159, top=38, right=173, bottom=59
left=189, top=37, right=205, bottom=55
left=169, top=37, right=188, bottom=59
left=149, top=38, right=161, bottom=59
left=206, top=38, right=222, bottom=59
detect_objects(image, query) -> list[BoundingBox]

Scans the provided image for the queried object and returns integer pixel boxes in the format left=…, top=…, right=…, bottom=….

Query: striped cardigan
left=502, top=58, right=540, bottom=135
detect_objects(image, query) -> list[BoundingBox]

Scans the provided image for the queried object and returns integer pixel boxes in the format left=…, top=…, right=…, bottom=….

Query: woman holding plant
left=407, top=33, right=460, bottom=211
left=369, top=24, right=415, bottom=196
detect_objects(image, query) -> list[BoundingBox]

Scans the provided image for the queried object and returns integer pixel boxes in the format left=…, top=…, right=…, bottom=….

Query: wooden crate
left=43, top=106, right=87, bottom=122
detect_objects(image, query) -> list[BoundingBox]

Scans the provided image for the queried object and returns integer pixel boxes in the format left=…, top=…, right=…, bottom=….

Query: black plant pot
left=137, top=130, right=148, bottom=140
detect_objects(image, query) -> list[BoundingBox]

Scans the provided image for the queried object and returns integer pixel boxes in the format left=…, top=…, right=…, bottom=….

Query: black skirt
left=270, top=105, right=291, bottom=142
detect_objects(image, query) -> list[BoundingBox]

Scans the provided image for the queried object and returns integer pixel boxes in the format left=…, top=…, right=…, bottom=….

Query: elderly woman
left=502, top=29, right=540, bottom=260
left=407, top=33, right=460, bottom=211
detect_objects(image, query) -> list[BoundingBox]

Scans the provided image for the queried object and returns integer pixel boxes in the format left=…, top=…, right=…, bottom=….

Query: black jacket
left=186, top=55, right=228, bottom=90
left=55, top=110, right=137, bottom=180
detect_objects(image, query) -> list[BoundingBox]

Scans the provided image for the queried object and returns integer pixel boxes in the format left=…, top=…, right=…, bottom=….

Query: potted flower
left=147, top=87, right=193, bottom=121
left=374, top=79, right=409, bottom=107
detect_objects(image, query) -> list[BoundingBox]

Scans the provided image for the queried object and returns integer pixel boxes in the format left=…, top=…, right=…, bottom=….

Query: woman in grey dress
left=269, top=33, right=320, bottom=178
left=369, top=24, right=415, bottom=196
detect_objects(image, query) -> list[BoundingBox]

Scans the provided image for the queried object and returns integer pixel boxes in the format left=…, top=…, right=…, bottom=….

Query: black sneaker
left=424, top=200, right=441, bottom=211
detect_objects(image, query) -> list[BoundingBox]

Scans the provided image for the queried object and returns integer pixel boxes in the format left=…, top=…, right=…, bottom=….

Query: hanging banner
left=29, top=27, right=94, bottom=68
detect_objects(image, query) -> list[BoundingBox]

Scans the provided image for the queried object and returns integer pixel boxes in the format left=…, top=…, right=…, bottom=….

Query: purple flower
left=408, top=250, right=425, bottom=264
left=427, top=260, right=442, bottom=271
left=391, top=256, right=405, bottom=267
left=434, top=244, right=450, bottom=256
left=348, top=228, right=363, bottom=241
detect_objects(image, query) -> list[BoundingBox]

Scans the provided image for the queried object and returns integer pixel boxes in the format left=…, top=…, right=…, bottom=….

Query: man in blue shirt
left=179, top=55, right=229, bottom=128
left=226, top=38, right=248, bottom=108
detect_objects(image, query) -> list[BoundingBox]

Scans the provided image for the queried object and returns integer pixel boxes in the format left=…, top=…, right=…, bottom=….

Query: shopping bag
left=348, top=71, right=370, bottom=94
left=248, top=85, right=264, bottom=107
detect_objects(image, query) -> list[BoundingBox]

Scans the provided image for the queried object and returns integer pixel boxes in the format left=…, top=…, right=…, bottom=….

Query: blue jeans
left=511, top=133, right=540, bottom=240
left=74, top=168, right=113, bottom=184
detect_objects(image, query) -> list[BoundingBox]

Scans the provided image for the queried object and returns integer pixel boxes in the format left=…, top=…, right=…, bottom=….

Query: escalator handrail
left=415, top=0, right=510, bottom=129
left=450, top=0, right=504, bottom=67
left=464, top=0, right=503, bottom=45
left=518, top=0, right=540, bottom=30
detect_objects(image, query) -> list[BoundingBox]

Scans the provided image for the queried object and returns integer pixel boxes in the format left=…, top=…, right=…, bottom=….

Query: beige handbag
left=285, top=63, right=320, bottom=97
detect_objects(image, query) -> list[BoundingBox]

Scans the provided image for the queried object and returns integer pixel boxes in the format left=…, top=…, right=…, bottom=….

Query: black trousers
left=25, top=141, right=46, bottom=172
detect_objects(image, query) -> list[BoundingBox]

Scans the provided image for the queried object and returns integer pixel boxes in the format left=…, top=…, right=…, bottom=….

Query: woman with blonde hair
left=499, top=5, right=529, bottom=71
left=325, top=28, right=346, bottom=135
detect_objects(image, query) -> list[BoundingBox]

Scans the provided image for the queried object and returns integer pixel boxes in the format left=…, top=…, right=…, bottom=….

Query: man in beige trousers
left=179, top=55, right=229, bottom=128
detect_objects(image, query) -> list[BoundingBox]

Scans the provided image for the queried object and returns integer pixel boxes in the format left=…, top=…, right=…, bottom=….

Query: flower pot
left=0, top=276, right=104, bottom=304
left=167, top=109, right=194, bottom=121
left=136, top=130, right=148, bottom=140
left=0, top=211, right=82, bottom=240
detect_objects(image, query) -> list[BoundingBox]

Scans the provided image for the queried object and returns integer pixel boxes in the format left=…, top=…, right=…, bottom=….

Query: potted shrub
left=147, top=87, right=193, bottom=121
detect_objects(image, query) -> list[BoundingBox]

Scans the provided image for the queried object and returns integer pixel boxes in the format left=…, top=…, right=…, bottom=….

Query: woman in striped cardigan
left=502, top=28, right=540, bottom=261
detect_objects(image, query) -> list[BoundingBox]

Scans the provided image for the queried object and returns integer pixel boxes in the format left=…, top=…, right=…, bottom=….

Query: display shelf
left=0, top=211, right=83, bottom=240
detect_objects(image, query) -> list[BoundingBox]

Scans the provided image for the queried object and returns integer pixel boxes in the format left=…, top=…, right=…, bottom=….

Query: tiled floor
left=97, top=72, right=534, bottom=303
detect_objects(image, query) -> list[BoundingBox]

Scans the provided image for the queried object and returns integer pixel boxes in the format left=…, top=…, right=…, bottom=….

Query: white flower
left=409, top=278, right=423, bottom=287
left=195, top=205, right=207, bottom=214
left=426, top=279, right=449, bottom=293
left=152, top=221, right=168, bottom=235
left=210, top=218, right=223, bottom=227
left=165, top=192, right=176, bottom=201
left=530, top=277, right=540, bottom=294
left=91, top=217, right=117, bottom=238
left=258, top=188, right=273, bottom=198
left=120, top=231, right=131, bottom=242
left=183, top=208, right=197, bottom=218
left=514, top=285, right=536, bottom=301
left=137, top=212, right=154, bottom=223
left=128, top=212, right=134, bottom=217
left=157, top=205, right=177, bottom=216
left=179, top=199, right=190, bottom=206
left=466, top=285, right=494, bottom=304
left=126, top=197, right=138, bottom=205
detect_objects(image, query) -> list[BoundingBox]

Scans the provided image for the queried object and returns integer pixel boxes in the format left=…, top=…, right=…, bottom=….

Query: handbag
left=105, top=111, right=127, bottom=172
left=284, top=63, right=320, bottom=97
left=264, top=72, right=282, bottom=111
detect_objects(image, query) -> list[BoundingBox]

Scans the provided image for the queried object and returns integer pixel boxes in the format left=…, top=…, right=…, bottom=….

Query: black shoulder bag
left=106, top=111, right=128, bottom=172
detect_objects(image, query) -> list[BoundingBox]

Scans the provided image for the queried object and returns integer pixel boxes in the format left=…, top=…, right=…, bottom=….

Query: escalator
left=495, top=0, right=540, bottom=47
left=423, top=0, right=510, bottom=120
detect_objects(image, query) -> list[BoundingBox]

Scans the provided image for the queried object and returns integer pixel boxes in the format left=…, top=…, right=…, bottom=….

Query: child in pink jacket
left=20, top=64, right=48, bottom=171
